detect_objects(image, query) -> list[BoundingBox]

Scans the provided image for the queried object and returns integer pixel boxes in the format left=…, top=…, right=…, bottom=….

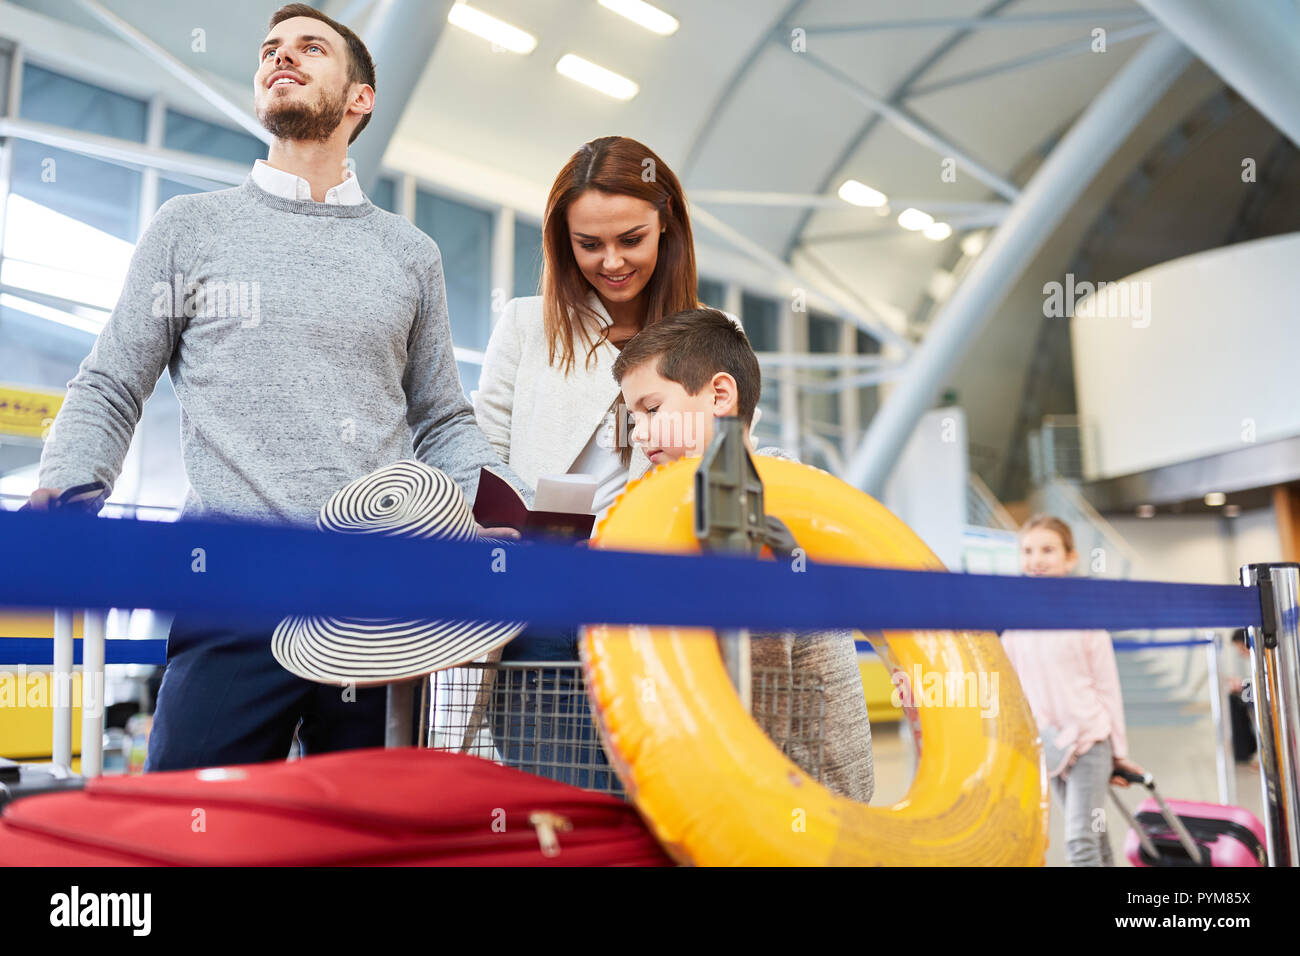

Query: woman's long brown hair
left=541, top=136, right=699, bottom=376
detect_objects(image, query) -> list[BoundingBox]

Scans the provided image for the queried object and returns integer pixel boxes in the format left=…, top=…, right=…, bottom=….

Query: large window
left=369, top=175, right=397, bottom=214
left=740, top=293, right=781, bottom=447
left=157, top=108, right=265, bottom=206
left=415, top=189, right=494, bottom=395
left=739, top=293, right=779, bottom=351
left=857, top=328, right=881, bottom=425
left=12, top=64, right=147, bottom=241
left=3, top=65, right=147, bottom=343
left=513, top=219, right=543, bottom=299
left=163, top=109, right=264, bottom=162
left=806, top=312, right=840, bottom=427
left=698, top=277, right=724, bottom=310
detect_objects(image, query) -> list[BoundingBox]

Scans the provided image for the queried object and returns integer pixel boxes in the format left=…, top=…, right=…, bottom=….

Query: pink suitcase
left=1110, top=769, right=1267, bottom=867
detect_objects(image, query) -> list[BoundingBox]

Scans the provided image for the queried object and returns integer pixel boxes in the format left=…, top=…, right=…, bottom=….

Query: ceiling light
left=1204, top=492, right=1226, bottom=506
left=898, top=207, right=933, bottom=231
left=923, top=221, right=952, bottom=241
left=837, top=179, right=887, bottom=208
left=598, top=0, right=679, bottom=35
left=447, top=3, right=537, bottom=54
left=927, top=269, right=955, bottom=301
left=556, top=54, right=639, bottom=99
left=1136, top=504, right=1155, bottom=518
left=960, top=231, right=987, bottom=257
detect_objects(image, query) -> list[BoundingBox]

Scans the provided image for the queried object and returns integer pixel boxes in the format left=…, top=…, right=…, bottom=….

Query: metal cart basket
left=422, top=660, right=827, bottom=797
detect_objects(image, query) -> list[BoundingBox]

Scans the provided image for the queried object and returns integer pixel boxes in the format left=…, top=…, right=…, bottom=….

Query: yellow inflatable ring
left=580, top=456, right=1048, bottom=866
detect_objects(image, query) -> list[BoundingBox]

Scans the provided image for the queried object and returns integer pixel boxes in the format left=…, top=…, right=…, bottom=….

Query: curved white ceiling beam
left=680, top=0, right=809, bottom=179
left=350, top=0, right=452, bottom=193
left=847, top=32, right=1192, bottom=496
left=689, top=203, right=913, bottom=353
left=798, top=10, right=1153, bottom=34
left=72, top=0, right=270, bottom=143
left=779, top=0, right=1017, bottom=261
left=790, top=50, right=1021, bottom=202
left=907, top=20, right=1161, bottom=97
left=1138, top=0, right=1300, bottom=148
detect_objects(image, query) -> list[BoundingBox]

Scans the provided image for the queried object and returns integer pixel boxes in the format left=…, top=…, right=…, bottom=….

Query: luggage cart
left=422, top=660, right=827, bottom=797
left=420, top=420, right=828, bottom=797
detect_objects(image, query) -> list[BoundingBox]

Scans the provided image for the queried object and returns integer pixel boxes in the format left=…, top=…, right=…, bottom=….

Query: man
left=30, top=4, right=528, bottom=770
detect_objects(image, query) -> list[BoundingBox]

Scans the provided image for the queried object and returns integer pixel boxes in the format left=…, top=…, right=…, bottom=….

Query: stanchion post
left=1240, top=562, right=1300, bottom=866
left=80, top=609, right=106, bottom=778
left=51, top=608, right=74, bottom=772
left=385, top=680, right=416, bottom=748
left=694, top=417, right=761, bottom=712
left=1206, top=630, right=1235, bottom=807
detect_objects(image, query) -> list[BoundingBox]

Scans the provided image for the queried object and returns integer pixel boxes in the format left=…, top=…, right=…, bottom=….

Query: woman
left=471, top=136, right=702, bottom=791
left=474, top=135, right=701, bottom=517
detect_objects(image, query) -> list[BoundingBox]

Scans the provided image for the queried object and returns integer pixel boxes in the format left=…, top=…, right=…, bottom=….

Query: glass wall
left=3, top=64, right=147, bottom=345
left=806, top=311, right=840, bottom=428
left=740, top=292, right=781, bottom=447
left=12, top=64, right=146, bottom=241
left=414, top=189, right=494, bottom=395
left=369, top=175, right=397, bottom=214
left=857, top=328, right=881, bottom=426
left=697, top=277, right=725, bottom=310
left=157, top=108, right=266, bottom=206
left=513, top=219, right=543, bottom=299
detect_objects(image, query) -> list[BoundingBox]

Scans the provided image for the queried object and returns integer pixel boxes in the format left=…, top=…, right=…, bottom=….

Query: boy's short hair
left=269, top=4, right=376, bottom=144
left=612, top=308, right=761, bottom=425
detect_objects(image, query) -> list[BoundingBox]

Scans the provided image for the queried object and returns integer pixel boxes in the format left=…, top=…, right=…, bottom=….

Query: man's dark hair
left=268, top=4, right=376, bottom=144
left=612, top=308, right=761, bottom=425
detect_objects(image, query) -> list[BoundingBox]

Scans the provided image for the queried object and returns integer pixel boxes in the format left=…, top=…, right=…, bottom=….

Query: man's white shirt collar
left=252, top=159, right=364, bottom=205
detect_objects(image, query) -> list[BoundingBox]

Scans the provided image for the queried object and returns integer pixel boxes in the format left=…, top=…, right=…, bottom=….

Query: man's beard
left=258, top=82, right=349, bottom=142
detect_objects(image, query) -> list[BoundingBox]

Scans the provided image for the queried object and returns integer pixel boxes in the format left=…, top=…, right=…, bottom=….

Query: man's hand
left=477, top=524, right=521, bottom=540
left=24, top=488, right=62, bottom=511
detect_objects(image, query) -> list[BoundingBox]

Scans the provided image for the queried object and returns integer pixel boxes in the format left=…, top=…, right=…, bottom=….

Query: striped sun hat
left=271, top=461, right=526, bottom=686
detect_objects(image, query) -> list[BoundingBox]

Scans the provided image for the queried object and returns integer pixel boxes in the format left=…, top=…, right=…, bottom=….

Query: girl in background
left=1001, top=515, right=1145, bottom=866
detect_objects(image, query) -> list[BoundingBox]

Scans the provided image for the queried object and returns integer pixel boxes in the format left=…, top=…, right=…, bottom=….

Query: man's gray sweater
left=38, top=175, right=531, bottom=523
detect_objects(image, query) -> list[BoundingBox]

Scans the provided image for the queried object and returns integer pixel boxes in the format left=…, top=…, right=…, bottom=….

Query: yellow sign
left=0, top=383, right=64, bottom=438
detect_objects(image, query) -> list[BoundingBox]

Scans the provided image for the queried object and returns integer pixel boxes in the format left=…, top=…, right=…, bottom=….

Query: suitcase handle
left=1110, top=772, right=1208, bottom=865
left=1112, top=767, right=1152, bottom=786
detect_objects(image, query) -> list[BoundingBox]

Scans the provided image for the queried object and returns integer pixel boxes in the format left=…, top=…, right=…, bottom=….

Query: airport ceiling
left=13, top=0, right=1175, bottom=334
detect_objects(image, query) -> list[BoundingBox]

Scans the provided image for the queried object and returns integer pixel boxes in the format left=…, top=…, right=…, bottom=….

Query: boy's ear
left=711, top=372, right=740, bottom=417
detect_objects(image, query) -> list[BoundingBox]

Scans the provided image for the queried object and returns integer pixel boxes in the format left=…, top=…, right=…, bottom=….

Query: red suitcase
left=0, top=748, right=673, bottom=866
left=1109, top=769, right=1267, bottom=867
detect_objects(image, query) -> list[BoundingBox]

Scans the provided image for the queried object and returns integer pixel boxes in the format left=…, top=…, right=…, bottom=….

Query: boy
left=612, top=308, right=874, bottom=802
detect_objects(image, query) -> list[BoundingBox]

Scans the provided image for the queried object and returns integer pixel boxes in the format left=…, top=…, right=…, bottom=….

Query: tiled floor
left=867, top=710, right=1264, bottom=867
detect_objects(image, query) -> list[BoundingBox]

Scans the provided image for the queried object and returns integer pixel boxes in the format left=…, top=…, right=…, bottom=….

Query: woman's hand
left=477, top=524, right=521, bottom=540
left=1110, top=756, right=1146, bottom=787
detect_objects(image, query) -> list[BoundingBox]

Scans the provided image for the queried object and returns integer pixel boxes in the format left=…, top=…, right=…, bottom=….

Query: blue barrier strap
left=0, top=637, right=168, bottom=666
left=0, top=635, right=1222, bottom=668
left=0, top=510, right=1263, bottom=635
left=853, top=637, right=1219, bottom=654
